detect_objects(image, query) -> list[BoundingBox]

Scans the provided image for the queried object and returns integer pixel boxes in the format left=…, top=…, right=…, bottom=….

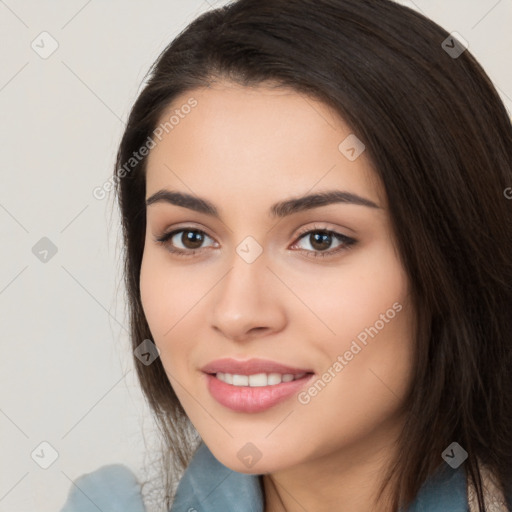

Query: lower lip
left=204, top=373, right=314, bottom=413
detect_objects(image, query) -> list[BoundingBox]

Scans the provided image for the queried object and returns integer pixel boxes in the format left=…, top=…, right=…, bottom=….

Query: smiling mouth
left=208, top=371, right=314, bottom=387
left=204, top=372, right=315, bottom=413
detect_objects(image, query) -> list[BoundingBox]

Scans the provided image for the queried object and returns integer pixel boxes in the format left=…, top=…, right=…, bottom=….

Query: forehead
left=145, top=82, right=385, bottom=212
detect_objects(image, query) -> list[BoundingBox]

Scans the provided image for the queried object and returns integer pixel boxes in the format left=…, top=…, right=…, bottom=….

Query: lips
left=201, top=357, right=315, bottom=413
left=200, top=357, right=313, bottom=376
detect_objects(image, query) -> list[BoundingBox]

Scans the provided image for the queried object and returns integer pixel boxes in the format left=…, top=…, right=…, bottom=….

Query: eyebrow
left=145, top=189, right=381, bottom=218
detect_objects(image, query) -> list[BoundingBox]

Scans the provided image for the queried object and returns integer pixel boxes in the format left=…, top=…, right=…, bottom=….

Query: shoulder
left=170, top=441, right=264, bottom=512
left=59, top=464, right=146, bottom=512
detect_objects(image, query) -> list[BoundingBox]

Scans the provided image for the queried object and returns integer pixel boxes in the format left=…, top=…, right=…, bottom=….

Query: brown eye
left=155, top=228, right=217, bottom=256
left=179, top=230, right=206, bottom=249
left=292, top=228, right=357, bottom=259
left=308, top=231, right=334, bottom=251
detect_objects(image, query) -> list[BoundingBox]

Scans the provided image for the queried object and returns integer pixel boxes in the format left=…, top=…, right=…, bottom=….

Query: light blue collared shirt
left=60, top=441, right=512, bottom=512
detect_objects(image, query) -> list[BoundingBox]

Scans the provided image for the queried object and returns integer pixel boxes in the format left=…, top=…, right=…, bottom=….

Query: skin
left=140, top=81, right=416, bottom=512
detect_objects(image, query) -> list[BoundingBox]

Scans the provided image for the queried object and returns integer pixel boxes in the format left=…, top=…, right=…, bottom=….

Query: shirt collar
left=170, top=441, right=470, bottom=512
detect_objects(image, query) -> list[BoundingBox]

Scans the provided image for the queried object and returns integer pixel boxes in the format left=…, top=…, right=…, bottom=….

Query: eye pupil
left=310, top=232, right=332, bottom=251
left=183, top=230, right=204, bottom=249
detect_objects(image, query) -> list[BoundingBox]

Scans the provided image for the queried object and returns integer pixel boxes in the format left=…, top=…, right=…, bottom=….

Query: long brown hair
left=114, top=0, right=512, bottom=510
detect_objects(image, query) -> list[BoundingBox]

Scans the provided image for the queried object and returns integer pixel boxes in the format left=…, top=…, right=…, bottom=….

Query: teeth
left=216, top=372, right=307, bottom=387
left=249, top=373, right=267, bottom=387
left=232, top=374, right=249, bottom=386
left=267, top=373, right=283, bottom=385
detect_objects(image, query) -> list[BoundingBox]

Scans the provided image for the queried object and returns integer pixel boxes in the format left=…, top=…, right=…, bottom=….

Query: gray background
left=1, top=1, right=511, bottom=511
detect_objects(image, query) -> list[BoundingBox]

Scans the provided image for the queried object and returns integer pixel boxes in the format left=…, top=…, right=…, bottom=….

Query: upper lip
left=201, top=358, right=314, bottom=376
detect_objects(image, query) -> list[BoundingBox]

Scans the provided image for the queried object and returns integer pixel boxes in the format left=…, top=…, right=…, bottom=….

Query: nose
left=209, top=249, right=287, bottom=342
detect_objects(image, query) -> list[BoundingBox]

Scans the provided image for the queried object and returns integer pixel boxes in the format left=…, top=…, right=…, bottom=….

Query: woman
left=60, top=0, right=512, bottom=510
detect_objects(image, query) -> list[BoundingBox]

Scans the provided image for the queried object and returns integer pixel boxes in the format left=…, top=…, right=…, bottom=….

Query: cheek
left=140, top=253, right=186, bottom=391
left=139, top=247, right=210, bottom=373
left=139, top=251, right=163, bottom=335
left=289, top=242, right=410, bottom=349
left=139, top=249, right=184, bottom=341
left=294, top=300, right=414, bottom=457
left=297, top=243, right=414, bottom=410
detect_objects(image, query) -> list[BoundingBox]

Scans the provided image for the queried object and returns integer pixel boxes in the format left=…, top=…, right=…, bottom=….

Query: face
left=140, top=81, right=415, bottom=475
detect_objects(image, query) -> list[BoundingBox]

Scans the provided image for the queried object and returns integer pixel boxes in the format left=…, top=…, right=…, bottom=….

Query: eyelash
left=154, top=224, right=357, bottom=260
